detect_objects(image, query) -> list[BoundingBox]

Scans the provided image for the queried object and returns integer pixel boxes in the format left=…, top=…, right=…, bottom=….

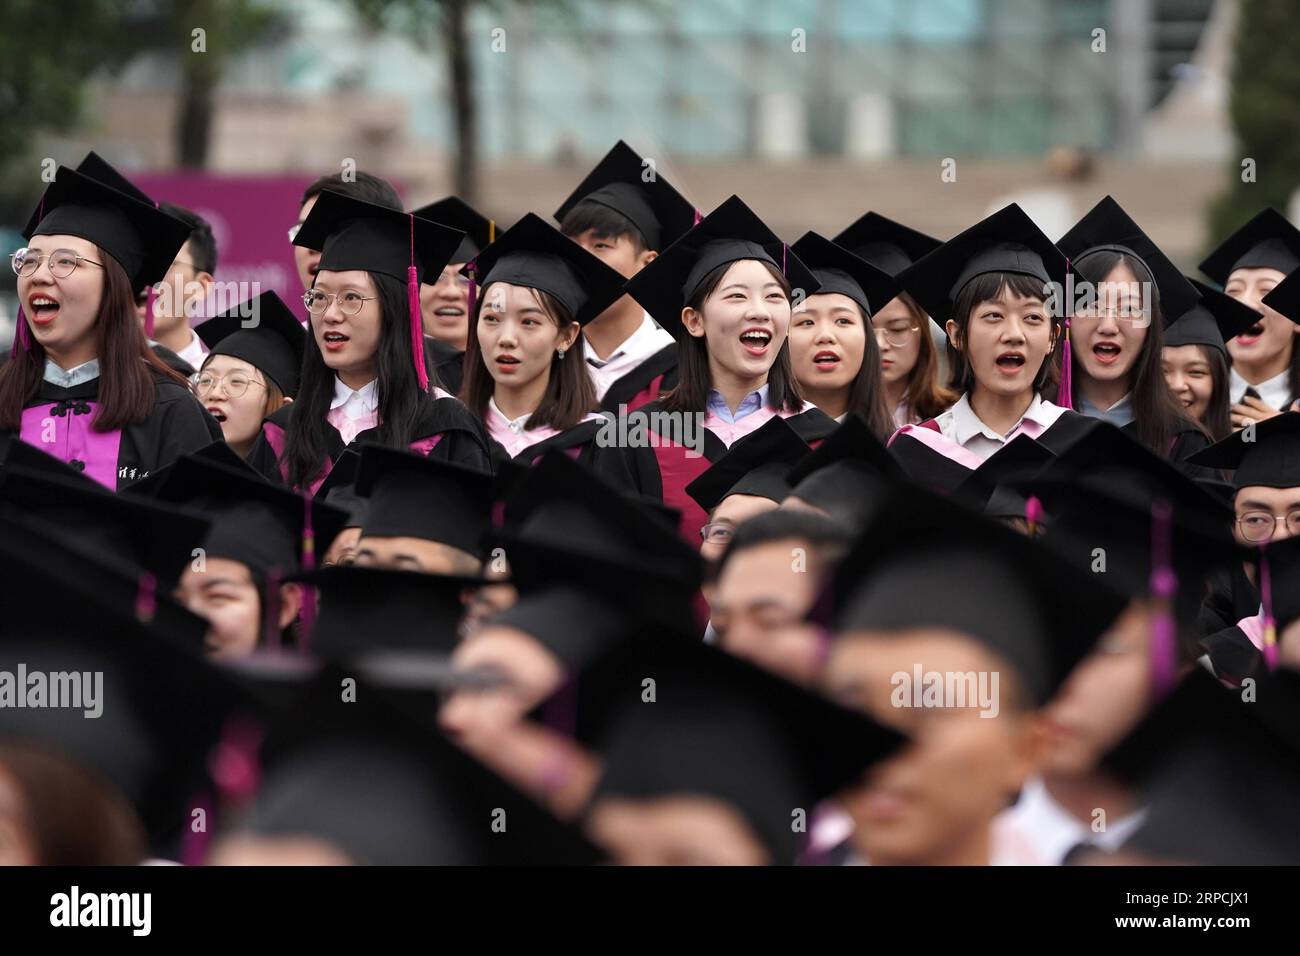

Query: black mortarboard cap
left=147, top=452, right=347, bottom=579
left=832, top=211, right=941, bottom=277
left=24, top=161, right=191, bottom=289
left=832, top=481, right=1128, bottom=704
left=195, top=291, right=306, bottom=396
left=686, top=416, right=809, bottom=513
left=554, top=140, right=696, bottom=250
left=624, top=195, right=819, bottom=340
left=1057, top=195, right=1201, bottom=323
left=293, top=188, right=464, bottom=285
left=460, top=212, right=626, bottom=326
left=952, top=433, right=1056, bottom=520
left=1186, top=411, right=1300, bottom=488
left=1260, top=265, right=1300, bottom=330
left=355, top=444, right=492, bottom=558
left=235, top=667, right=602, bottom=864
left=412, top=195, right=495, bottom=265
left=1199, top=207, right=1300, bottom=284
left=0, top=446, right=210, bottom=583
left=784, top=414, right=900, bottom=523
left=287, top=565, right=479, bottom=660
left=0, top=543, right=260, bottom=846
left=1164, top=277, right=1264, bottom=355
left=789, top=231, right=898, bottom=317
left=897, top=203, right=1069, bottom=324
left=589, top=636, right=906, bottom=864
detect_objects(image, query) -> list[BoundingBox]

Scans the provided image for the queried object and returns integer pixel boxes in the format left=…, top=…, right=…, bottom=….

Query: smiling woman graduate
left=888, top=203, right=1095, bottom=469
left=247, top=190, right=494, bottom=493
left=1054, top=195, right=1211, bottom=471
left=0, top=159, right=219, bottom=489
left=598, top=195, right=836, bottom=541
left=459, top=213, right=626, bottom=467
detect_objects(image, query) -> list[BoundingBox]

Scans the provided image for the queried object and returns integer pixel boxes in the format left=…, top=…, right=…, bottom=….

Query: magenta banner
left=133, top=172, right=313, bottom=324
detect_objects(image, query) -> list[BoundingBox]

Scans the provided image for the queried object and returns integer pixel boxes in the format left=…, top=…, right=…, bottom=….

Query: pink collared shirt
left=485, top=398, right=606, bottom=458
left=889, top=392, right=1066, bottom=467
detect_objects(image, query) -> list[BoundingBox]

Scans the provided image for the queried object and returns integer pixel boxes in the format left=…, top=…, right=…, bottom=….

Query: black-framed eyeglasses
left=303, top=289, right=376, bottom=316
left=11, top=248, right=104, bottom=279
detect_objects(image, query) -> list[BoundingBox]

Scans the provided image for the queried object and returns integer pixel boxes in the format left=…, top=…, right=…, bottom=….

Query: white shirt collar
left=175, top=328, right=209, bottom=370
left=582, top=313, right=667, bottom=368
left=947, top=392, right=1055, bottom=445
left=42, top=358, right=100, bottom=388
left=1230, top=365, right=1292, bottom=410
left=997, top=776, right=1146, bottom=864
left=330, top=377, right=378, bottom=412
left=487, top=396, right=532, bottom=434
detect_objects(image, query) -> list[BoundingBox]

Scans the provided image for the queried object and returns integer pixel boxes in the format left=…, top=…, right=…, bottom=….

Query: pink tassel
left=209, top=717, right=263, bottom=803
left=782, top=242, right=788, bottom=275
left=407, top=213, right=429, bottom=392
left=1058, top=318, right=1074, bottom=410
left=12, top=304, right=32, bottom=355
left=693, top=208, right=702, bottom=226
left=1259, top=547, right=1280, bottom=670
left=1024, top=495, right=1044, bottom=535
left=144, top=283, right=156, bottom=339
left=1149, top=499, right=1177, bottom=697
left=135, top=571, right=157, bottom=623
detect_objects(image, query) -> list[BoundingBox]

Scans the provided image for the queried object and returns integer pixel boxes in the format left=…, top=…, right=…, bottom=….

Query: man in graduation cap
left=1188, top=412, right=1300, bottom=678
left=411, top=195, right=497, bottom=394
left=820, top=480, right=1129, bottom=866
left=555, top=140, right=697, bottom=412
left=350, top=444, right=493, bottom=575
left=1199, top=207, right=1300, bottom=424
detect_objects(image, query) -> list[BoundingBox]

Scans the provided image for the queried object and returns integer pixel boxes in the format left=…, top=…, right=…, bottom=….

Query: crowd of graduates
left=2, top=142, right=1299, bottom=866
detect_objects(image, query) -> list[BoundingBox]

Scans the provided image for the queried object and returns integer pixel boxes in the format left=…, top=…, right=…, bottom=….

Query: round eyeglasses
left=11, top=248, right=104, bottom=279
left=303, top=289, right=376, bottom=316
left=191, top=371, right=266, bottom=399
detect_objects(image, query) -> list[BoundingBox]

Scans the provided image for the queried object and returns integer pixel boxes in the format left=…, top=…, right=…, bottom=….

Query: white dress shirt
left=994, top=776, right=1146, bottom=865
left=583, top=313, right=675, bottom=400
left=174, top=328, right=209, bottom=371
left=1230, top=365, right=1293, bottom=411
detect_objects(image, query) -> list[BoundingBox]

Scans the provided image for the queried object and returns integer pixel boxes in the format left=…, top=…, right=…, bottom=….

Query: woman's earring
left=556, top=348, right=566, bottom=361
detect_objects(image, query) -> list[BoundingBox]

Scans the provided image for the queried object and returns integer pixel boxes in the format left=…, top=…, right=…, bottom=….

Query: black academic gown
left=424, top=336, right=465, bottom=397
left=247, top=393, right=494, bottom=493
left=592, top=401, right=837, bottom=543
left=4, top=369, right=221, bottom=489
left=151, top=342, right=196, bottom=377
left=597, top=344, right=680, bottom=414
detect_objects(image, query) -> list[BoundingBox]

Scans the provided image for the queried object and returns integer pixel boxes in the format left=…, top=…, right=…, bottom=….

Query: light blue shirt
left=706, top=383, right=769, bottom=424
left=1077, top=392, right=1135, bottom=428
left=42, top=358, right=101, bottom=388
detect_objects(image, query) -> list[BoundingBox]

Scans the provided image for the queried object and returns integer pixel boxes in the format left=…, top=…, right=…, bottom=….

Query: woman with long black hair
left=0, top=158, right=216, bottom=489
left=247, top=191, right=493, bottom=492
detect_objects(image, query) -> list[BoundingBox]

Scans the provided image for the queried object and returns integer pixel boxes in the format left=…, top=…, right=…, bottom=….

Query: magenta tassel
left=782, top=242, right=788, bottom=275
left=1259, top=547, right=1280, bottom=670
left=144, top=283, right=157, bottom=339
left=1149, top=499, right=1177, bottom=697
left=1058, top=318, right=1074, bottom=410
left=135, top=571, right=157, bottom=623
left=408, top=264, right=428, bottom=392
left=693, top=207, right=702, bottom=226
left=1024, top=494, right=1044, bottom=534
left=12, top=304, right=32, bottom=354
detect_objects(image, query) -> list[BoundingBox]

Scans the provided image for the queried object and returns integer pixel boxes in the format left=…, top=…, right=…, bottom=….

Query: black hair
left=282, top=270, right=433, bottom=489
left=300, top=171, right=402, bottom=211
left=947, top=271, right=1059, bottom=394
left=158, top=201, right=218, bottom=274
left=715, top=508, right=853, bottom=578
left=558, top=199, right=648, bottom=253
